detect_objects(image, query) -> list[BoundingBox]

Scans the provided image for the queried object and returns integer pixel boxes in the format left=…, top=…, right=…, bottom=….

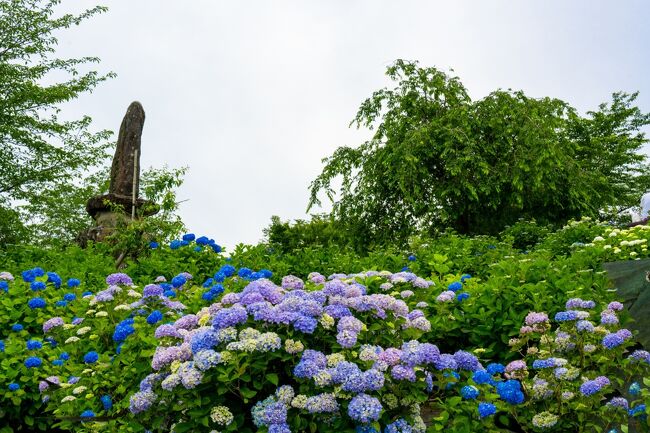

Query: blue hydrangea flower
left=629, top=382, right=641, bottom=395
left=67, top=278, right=81, bottom=287
left=12, top=323, right=23, bottom=332
left=210, top=284, right=224, bottom=296
left=196, top=236, right=210, bottom=245
left=190, top=329, right=219, bottom=354
left=532, top=358, right=556, bottom=369
left=579, top=377, right=610, bottom=396
left=407, top=254, right=416, bottom=261
left=472, top=370, right=493, bottom=385
left=461, top=385, right=479, bottom=400
left=8, top=383, right=20, bottom=391
left=347, top=393, right=382, bottom=423
left=448, top=282, right=463, bottom=292
left=30, top=281, right=46, bottom=291
left=182, top=233, right=196, bottom=242
left=384, top=418, right=411, bottom=433
left=146, top=310, right=163, bottom=325
left=486, top=363, right=505, bottom=375
left=63, top=293, right=76, bottom=302
left=27, top=339, right=42, bottom=350
left=238, top=268, right=253, bottom=279
left=496, top=380, right=524, bottom=404
left=149, top=241, right=159, bottom=249
left=80, top=410, right=95, bottom=419
left=457, top=293, right=470, bottom=301
left=220, top=265, right=236, bottom=277
left=171, top=275, right=187, bottom=288
left=169, top=240, right=182, bottom=250
left=454, top=350, right=481, bottom=371
left=28, top=297, right=46, bottom=309
left=555, top=311, right=578, bottom=321
left=0, top=281, right=8, bottom=292
left=478, top=402, right=496, bottom=418
left=46, top=272, right=62, bottom=288
left=602, top=333, right=625, bottom=349
left=629, top=404, right=646, bottom=417
left=25, top=356, right=42, bottom=368
left=22, top=269, right=36, bottom=282
left=202, top=291, right=216, bottom=302
left=84, top=351, right=99, bottom=364
left=113, top=319, right=135, bottom=343
left=101, top=395, right=112, bottom=411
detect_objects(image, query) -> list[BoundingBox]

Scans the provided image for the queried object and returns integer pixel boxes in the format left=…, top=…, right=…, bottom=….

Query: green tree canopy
left=0, top=0, right=113, bottom=241
left=309, top=60, right=650, bottom=248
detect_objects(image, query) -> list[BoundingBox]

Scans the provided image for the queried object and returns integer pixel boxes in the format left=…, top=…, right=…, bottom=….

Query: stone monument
left=83, top=101, right=157, bottom=243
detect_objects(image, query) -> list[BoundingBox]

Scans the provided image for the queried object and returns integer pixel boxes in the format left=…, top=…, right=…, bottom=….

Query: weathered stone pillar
left=82, top=101, right=157, bottom=244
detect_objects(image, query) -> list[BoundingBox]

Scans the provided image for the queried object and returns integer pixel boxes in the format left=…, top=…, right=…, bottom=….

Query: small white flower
left=61, top=396, right=76, bottom=402
left=65, top=336, right=80, bottom=344
left=76, top=326, right=92, bottom=335
left=95, top=311, right=108, bottom=317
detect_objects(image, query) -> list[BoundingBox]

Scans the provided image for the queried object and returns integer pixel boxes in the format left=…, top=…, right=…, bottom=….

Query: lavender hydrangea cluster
left=122, top=268, right=471, bottom=431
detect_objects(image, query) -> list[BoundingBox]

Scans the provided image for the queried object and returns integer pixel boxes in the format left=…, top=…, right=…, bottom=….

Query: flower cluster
left=462, top=299, right=650, bottom=431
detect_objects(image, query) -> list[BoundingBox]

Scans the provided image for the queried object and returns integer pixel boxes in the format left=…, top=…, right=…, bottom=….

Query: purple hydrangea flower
left=212, top=306, right=248, bottom=329
left=106, top=273, right=133, bottom=286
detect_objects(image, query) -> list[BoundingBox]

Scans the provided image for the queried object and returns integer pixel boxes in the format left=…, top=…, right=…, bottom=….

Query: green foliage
left=309, top=59, right=650, bottom=248
left=105, top=166, right=188, bottom=264
left=500, top=220, right=552, bottom=251
left=264, top=214, right=349, bottom=253
left=0, top=0, right=115, bottom=242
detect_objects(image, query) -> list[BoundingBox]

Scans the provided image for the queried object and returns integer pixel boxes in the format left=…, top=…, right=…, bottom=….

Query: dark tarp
left=602, top=259, right=650, bottom=349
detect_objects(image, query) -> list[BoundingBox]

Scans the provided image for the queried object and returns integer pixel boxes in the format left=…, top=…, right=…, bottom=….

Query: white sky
left=54, top=0, right=650, bottom=249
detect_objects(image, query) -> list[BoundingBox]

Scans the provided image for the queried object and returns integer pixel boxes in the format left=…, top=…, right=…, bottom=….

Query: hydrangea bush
left=127, top=270, right=480, bottom=432
left=439, top=299, right=650, bottom=432
left=1, top=229, right=649, bottom=432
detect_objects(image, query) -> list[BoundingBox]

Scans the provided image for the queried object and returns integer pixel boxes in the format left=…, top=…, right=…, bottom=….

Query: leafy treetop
left=309, top=59, right=650, bottom=248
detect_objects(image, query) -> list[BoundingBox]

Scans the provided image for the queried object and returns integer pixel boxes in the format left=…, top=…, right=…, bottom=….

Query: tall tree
left=309, top=60, right=650, bottom=248
left=0, top=0, right=113, bottom=242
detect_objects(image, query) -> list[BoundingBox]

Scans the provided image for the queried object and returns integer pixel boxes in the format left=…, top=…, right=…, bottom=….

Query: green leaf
left=265, top=373, right=279, bottom=386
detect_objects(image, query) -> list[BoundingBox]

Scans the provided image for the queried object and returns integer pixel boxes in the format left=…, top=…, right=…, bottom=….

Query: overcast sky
left=54, top=1, right=650, bottom=249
